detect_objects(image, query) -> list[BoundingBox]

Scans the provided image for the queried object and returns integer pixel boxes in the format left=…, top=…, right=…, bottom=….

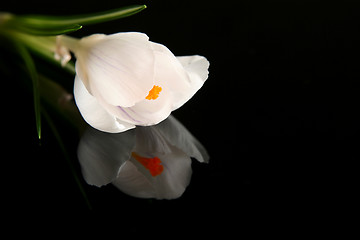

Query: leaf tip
left=37, top=121, right=41, bottom=140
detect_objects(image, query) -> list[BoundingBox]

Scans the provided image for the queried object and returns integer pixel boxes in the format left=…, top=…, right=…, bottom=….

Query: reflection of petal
left=112, top=161, right=156, bottom=199
left=154, top=115, right=209, bottom=163
left=77, top=115, right=209, bottom=199
left=113, top=146, right=192, bottom=200
left=151, top=147, right=192, bottom=199
left=134, top=125, right=173, bottom=155
left=77, top=127, right=136, bottom=187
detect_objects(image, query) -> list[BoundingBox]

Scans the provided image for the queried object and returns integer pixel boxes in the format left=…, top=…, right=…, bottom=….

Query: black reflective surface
left=1, top=0, right=356, bottom=232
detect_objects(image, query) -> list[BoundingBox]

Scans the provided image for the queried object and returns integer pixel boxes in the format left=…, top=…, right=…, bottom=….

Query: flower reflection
left=77, top=115, right=209, bottom=199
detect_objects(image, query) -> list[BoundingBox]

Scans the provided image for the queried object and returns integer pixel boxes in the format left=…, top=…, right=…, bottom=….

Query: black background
left=1, top=0, right=357, bottom=232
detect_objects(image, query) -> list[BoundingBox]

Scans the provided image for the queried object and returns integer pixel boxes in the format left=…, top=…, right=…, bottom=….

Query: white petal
left=75, top=32, right=155, bottom=107
left=119, top=77, right=173, bottom=126
left=155, top=115, right=209, bottom=163
left=77, top=127, right=136, bottom=187
left=74, top=75, right=135, bottom=133
left=172, top=55, right=210, bottom=110
left=151, top=42, right=191, bottom=93
left=150, top=42, right=209, bottom=110
left=91, top=77, right=172, bottom=126
left=177, top=55, right=210, bottom=82
left=87, top=90, right=171, bottom=127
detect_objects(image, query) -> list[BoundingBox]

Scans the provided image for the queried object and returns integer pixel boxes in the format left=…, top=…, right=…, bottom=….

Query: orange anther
left=145, top=85, right=162, bottom=100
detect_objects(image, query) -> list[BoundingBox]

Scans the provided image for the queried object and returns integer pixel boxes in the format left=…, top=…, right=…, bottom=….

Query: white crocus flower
left=77, top=115, right=209, bottom=199
left=57, top=32, right=209, bottom=133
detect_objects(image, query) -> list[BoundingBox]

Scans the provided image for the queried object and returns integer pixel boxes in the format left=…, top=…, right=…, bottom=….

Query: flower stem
left=20, top=32, right=76, bottom=74
left=1, top=26, right=75, bottom=74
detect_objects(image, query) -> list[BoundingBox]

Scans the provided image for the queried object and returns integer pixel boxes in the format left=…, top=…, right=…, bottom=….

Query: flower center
left=145, top=85, right=162, bottom=100
left=131, top=152, right=164, bottom=177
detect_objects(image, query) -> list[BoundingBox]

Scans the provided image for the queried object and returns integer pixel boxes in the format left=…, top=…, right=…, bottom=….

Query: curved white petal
left=150, top=42, right=209, bottom=110
left=74, top=76, right=135, bottom=133
left=77, top=127, right=136, bottom=187
left=151, top=42, right=191, bottom=93
left=75, top=32, right=155, bottom=107
left=155, top=115, right=209, bottom=163
left=88, top=87, right=172, bottom=127
left=126, top=98, right=172, bottom=126
left=177, top=55, right=210, bottom=82
left=172, top=55, right=210, bottom=110
left=117, top=76, right=173, bottom=126
left=90, top=68, right=173, bottom=126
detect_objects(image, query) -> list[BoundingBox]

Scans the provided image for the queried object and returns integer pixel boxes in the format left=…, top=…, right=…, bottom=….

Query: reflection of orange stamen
left=132, top=152, right=164, bottom=177
left=146, top=85, right=162, bottom=100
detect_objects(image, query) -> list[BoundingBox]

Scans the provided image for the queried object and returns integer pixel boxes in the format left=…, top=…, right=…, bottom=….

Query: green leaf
left=14, top=41, right=41, bottom=139
left=3, top=13, right=82, bottom=36
left=10, top=5, right=146, bottom=35
left=13, top=24, right=83, bottom=36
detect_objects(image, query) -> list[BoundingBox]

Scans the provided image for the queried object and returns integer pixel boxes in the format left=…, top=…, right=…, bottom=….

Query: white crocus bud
left=57, top=32, right=209, bottom=133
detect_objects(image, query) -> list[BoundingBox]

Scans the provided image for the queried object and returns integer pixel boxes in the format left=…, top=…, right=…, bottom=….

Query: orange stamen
left=145, top=85, right=162, bottom=100
left=132, top=152, right=164, bottom=177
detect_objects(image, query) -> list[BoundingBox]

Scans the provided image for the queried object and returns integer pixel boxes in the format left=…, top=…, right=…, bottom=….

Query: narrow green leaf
left=12, top=5, right=146, bottom=34
left=14, top=41, right=41, bottom=139
left=2, top=13, right=82, bottom=36
left=13, top=24, right=83, bottom=36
